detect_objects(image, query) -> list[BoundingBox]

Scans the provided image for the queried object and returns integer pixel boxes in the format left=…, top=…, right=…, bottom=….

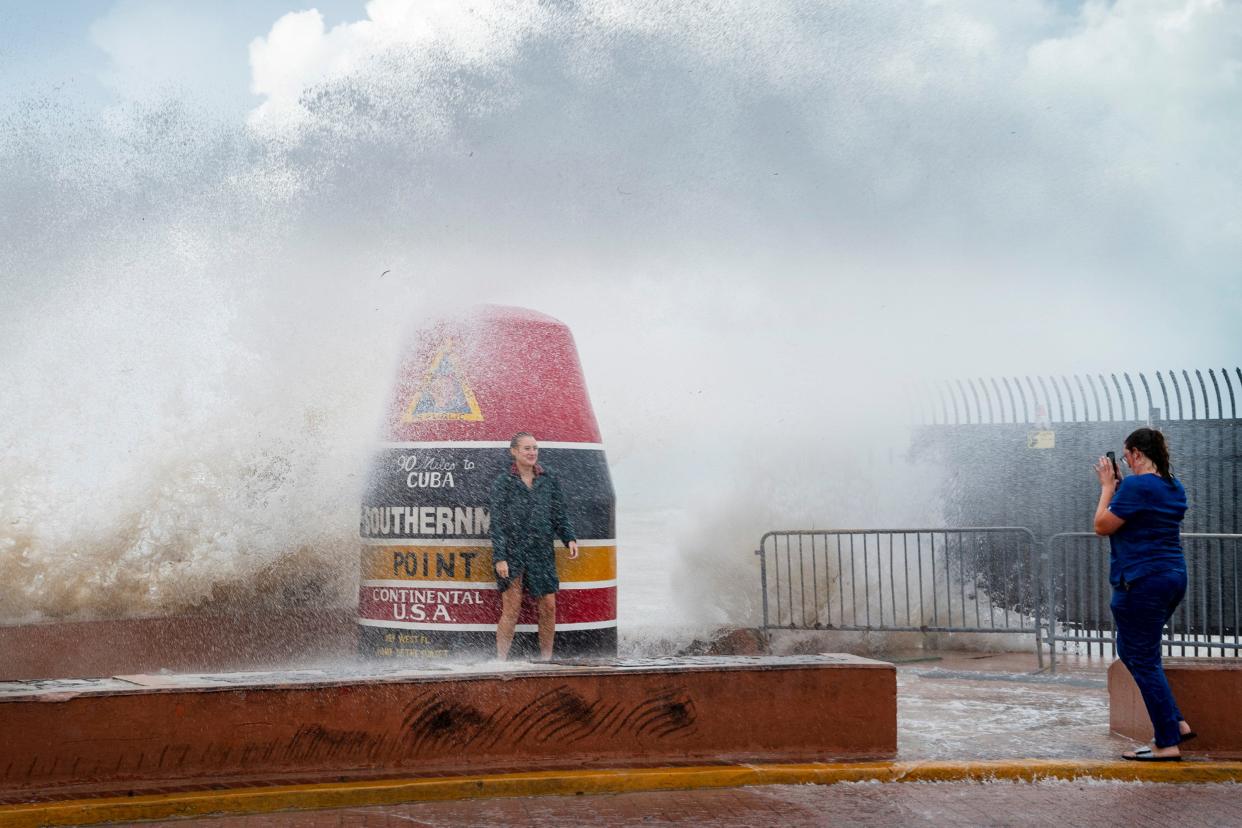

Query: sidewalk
left=105, top=780, right=1242, bottom=827
left=893, top=650, right=1122, bottom=761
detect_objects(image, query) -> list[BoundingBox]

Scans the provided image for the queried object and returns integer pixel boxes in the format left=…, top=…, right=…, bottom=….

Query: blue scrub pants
left=1110, top=569, right=1188, bottom=748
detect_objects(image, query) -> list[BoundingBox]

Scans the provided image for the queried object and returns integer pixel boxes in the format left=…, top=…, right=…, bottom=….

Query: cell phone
left=1106, top=451, right=1120, bottom=482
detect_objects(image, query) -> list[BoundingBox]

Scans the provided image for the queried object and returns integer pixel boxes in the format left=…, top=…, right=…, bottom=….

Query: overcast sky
left=4, top=0, right=1240, bottom=467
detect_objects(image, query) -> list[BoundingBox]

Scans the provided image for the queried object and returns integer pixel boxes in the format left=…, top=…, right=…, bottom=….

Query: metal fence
left=1046, top=532, right=1242, bottom=672
left=913, top=368, right=1242, bottom=427
left=757, top=528, right=1043, bottom=666
left=757, top=528, right=1242, bottom=673
left=912, top=368, right=1242, bottom=546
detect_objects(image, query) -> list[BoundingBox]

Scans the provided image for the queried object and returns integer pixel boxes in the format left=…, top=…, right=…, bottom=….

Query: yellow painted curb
left=3, top=760, right=1242, bottom=828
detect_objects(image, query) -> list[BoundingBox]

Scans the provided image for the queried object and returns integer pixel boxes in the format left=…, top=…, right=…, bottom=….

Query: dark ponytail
left=1125, top=427, right=1174, bottom=483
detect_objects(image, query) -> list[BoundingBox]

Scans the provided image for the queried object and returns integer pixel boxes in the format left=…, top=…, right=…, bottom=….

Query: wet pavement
left=895, top=651, right=1123, bottom=761
left=82, top=651, right=1242, bottom=827
left=112, top=780, right=1242, bottom=827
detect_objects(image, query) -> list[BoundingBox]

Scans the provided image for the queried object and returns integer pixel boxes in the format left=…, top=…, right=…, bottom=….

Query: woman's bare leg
left=496, top=575, right=524, bottom=660
left=537, top=593, right=556, bottom=661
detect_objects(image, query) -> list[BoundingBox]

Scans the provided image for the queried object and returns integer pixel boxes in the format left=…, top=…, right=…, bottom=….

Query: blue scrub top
left=1107, top=473, right=1187, bottom=588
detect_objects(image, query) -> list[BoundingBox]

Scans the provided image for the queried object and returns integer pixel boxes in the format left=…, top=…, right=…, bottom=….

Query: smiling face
left=510, top=434, right=539, bottom=470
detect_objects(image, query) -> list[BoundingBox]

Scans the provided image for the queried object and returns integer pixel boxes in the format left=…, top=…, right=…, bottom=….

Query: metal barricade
left=757, top=528, right=1043, bottom=666
left=1046, top=532, right=1242, bottom=672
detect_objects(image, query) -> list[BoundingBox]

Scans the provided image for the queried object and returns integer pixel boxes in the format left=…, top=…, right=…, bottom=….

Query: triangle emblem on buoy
left=402, top=339, right=484, bottom=422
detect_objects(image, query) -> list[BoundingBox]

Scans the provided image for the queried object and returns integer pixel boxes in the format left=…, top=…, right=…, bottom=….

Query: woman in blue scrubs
left=1093, top=427, right=1193, bottom=761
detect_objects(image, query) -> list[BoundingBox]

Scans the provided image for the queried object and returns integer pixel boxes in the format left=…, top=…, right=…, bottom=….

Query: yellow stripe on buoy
left=360, top=543, right=616, bottom=582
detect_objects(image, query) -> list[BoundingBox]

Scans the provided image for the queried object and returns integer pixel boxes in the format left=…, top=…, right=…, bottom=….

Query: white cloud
left=248, top=0, right=550, bottom=129
left=238, top=0, right=1242, bottom=336
left=1026, top=0, right=1239, bottom=120
left=89, top=0, right=252, bottom=112
left=1023, top=0, right=1242, bottom=250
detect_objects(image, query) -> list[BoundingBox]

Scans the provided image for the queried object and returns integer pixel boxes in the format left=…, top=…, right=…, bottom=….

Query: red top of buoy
left=384, top=305, right=602, bottom=444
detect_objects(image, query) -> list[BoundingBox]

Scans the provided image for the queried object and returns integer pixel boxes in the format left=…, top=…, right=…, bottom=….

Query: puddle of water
left=896, top=668, right=1129, bottom=760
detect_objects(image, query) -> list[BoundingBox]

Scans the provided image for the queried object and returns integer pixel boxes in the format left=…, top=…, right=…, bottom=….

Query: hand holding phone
left=1106, top=451, right=1121, bottom=484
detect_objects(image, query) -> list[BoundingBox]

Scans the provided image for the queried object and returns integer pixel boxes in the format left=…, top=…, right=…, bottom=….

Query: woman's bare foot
left=1123, top=743, right=1180, bottom=760
left=1124, top=720, right=1197, bottom=757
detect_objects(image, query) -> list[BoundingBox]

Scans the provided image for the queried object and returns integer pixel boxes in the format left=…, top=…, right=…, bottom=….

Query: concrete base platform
left=0, top=654, right=895, bottom=803
left=1109, top=658, right=1242, bottom=757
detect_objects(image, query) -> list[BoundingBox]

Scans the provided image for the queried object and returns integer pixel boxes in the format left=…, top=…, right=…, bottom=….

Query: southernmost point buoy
left=358, top=306, right=617, bottom=660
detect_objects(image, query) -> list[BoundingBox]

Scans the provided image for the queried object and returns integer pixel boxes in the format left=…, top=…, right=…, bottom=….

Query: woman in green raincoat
left=491, top=432, right=578, bottom=660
